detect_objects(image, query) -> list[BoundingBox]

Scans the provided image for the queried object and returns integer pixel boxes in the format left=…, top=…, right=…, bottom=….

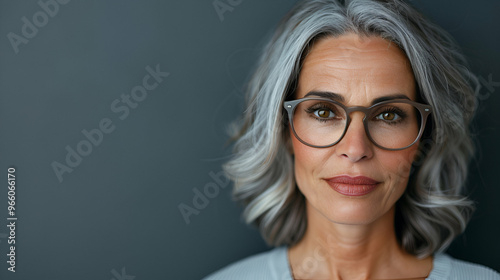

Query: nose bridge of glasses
left=345, top=106, right=371, bottom=121
left=342, top=106, right=372, bottom=142
left=342, top=106, right=374, bottom=144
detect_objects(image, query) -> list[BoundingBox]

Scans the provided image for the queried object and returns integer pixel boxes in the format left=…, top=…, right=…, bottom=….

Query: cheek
left=291, top=132, right=309, bottom=181
left=290, top=131, right=325, bottom=190
left=378, top=146, right=419, bottom=190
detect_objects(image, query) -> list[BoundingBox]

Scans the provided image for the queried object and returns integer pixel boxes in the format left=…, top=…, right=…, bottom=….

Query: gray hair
left=224, top=0, right=479, bottom=258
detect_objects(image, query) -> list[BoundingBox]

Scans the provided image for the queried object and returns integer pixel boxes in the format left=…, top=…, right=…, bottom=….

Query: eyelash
left=373, top=107, right=407, bottom=124
left=305, top=105, right=339, bottom=122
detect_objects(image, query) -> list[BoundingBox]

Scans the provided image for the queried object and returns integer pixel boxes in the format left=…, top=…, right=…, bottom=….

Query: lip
left=325, top=176, right=380, bottom=196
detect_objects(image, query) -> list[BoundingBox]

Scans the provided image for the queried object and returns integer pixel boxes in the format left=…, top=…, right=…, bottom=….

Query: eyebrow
left=304, top=91, right=345, bottom=102
left=371, top=94, right=411, bottom=104
left=303, top=91, right=411, bottom=105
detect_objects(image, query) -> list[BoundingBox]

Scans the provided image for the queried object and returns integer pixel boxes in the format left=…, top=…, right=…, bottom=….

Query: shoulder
left=429, top=253, right=500, bottom=280
left=202, top=246, right=292, bottom=280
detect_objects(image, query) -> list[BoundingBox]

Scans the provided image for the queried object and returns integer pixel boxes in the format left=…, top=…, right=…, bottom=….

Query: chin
left=304, top=184, right=401, bottom=227
left=321, top=202, right=388, bottom=225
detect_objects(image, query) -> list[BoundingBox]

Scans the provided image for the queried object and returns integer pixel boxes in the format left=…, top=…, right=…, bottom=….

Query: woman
left=205, top=0, right=500, bottom=279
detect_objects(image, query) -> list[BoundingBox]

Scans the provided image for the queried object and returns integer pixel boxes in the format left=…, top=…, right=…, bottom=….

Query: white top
left=204, top=246, right=500, bottom=280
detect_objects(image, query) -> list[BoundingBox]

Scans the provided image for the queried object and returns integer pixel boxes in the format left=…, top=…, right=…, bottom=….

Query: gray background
left=0, top=0, right=498, bottom=279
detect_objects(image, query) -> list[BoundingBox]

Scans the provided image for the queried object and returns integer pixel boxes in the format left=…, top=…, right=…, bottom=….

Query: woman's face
left=291, top=33, right=419, bottom=225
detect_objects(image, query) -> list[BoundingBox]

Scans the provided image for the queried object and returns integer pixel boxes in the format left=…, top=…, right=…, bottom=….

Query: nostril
left=341, top=153, right=367, bottom=162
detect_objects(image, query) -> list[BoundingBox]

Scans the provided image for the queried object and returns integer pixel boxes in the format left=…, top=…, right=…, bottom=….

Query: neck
left=288, top=203, right=431, bottom=280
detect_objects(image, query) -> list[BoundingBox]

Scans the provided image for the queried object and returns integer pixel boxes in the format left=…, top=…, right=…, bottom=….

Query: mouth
left=325, top=176, right=380, bottom=196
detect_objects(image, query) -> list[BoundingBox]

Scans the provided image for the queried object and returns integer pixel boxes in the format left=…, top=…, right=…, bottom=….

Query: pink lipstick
left=326, top=176, right=380, bottom=196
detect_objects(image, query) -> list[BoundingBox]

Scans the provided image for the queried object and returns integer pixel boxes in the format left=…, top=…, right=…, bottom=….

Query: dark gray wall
left=0, top=1, right=498, bottom=279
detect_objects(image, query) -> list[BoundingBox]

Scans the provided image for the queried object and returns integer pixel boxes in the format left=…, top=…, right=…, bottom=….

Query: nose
left=334, top=112, right=374, bottom=162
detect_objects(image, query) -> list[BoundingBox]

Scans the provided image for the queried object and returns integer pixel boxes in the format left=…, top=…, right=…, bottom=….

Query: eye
left=315, top=109, right=335, bottom=119
left=376, top=111, right=400, bottom=121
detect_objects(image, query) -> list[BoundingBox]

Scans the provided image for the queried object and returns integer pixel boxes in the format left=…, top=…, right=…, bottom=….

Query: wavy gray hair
left=224, top=0, right=479, bottom=258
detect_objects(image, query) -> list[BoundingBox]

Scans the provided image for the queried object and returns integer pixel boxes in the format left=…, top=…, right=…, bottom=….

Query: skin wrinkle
left=288, top=33, right=431, bottom=280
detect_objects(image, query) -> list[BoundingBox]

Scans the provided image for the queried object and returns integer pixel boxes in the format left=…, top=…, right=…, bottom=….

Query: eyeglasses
left=283, top=98, right=432, bottom=150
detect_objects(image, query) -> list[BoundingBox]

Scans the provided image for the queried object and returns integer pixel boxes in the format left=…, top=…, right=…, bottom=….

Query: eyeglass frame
left=283, top=97, right=432, bottom=151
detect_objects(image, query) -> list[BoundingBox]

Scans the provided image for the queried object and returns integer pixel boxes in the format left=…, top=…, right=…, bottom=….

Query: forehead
left=297, top=33, right=416, bottom=103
